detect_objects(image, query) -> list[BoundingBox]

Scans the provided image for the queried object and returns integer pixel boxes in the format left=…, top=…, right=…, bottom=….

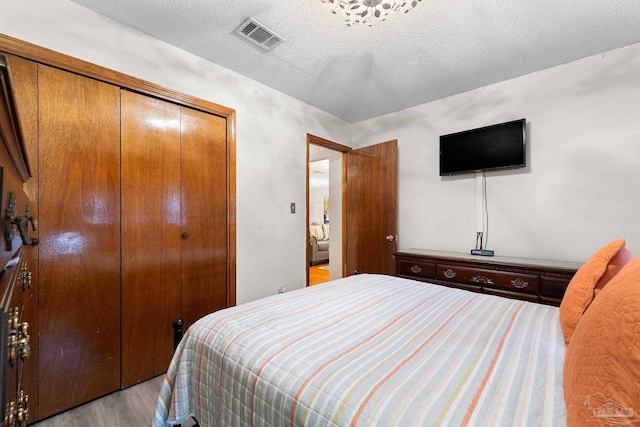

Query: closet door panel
left=121, top=91, right=182, bottom=387
left=37, top=66, right=121, bottom=417
left=181, top=108, right=228, bottom=327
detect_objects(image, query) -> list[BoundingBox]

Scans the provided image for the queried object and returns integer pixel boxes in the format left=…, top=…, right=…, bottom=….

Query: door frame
left=306, top=134, right=351, bottom=285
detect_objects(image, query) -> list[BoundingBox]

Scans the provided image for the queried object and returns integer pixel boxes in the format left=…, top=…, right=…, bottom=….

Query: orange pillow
left=594, top=243, right=633, bottom=296
left=559, top=239, right=631, bottom=345
left=563, top=255, right=640, bottom=426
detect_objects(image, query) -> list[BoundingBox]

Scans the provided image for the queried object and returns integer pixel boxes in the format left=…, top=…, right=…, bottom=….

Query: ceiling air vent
left=235, top=18, right=285, bottom=51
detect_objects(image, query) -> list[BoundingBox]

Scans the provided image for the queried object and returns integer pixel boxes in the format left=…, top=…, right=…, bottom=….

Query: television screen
left=439, top=119, right=526, bottom=176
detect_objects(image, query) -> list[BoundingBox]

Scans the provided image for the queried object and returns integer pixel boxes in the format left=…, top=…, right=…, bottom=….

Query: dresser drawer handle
left=443, top=269, right=456, bottom=279
left=470, top=274, right=494, bottom=285
left=511, top=278, right=528, bottom=289
left=410, top=265, right=422, bottom=274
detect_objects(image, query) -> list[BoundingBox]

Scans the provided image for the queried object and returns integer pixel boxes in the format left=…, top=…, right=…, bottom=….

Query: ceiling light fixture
left=321, top=0, right=422, bottom=26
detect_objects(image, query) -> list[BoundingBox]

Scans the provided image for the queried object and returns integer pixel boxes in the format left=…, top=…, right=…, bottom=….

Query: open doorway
left=308, top=155, right=330, bottom=286
left=306, top=134, right=351, bottom=286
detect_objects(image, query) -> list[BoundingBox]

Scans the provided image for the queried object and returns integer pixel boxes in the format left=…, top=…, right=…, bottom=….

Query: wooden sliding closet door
left=180, top=107, right=228, bottom=328
left=121, top=94, right=228, bottom=386
left=121, top=91, right=182, bottom=387
left=0, top=37, right=235, bottom=422
left=37, top=66, right=121, bottom=418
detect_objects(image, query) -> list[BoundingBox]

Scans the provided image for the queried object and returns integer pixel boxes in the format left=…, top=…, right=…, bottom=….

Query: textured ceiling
left=70, top=0, right=640, bottom=123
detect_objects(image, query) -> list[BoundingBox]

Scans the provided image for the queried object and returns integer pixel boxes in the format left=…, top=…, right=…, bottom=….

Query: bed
left=153, top=238, right=640, bottom=427
left=152, top=273, right=567, bottom=426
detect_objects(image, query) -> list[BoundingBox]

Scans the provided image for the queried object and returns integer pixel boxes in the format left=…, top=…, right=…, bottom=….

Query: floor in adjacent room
left=30, top=375, right=197, bottom=427
left=309, top=263, right=330, bottom=286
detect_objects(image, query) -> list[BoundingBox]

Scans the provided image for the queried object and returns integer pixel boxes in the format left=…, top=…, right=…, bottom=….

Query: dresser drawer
left=394, top=250, right=580, bottom=305
left=396, top=259, right=436, bottom=280
left=436, top=264, right=540, bottom=295
left=540, top=276, right=571, bottom=300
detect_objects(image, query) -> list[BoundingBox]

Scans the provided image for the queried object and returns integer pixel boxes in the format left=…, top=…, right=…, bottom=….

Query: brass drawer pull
left=443, top=269, right=456, bottom=279
left=21, top=261, right=32, bottom=292
left=5, top=401, right=15, bottom=426
left=18, top=322, right=30, bottom=363
left=7, top=314, right=30, bottom=366
left=470, top=274, right=494, bottom=285
left=4, top=391, right=28, bottom=427
left=410, top=265, right=422, bottom=274
left=511, top=278, right=528, bottom=289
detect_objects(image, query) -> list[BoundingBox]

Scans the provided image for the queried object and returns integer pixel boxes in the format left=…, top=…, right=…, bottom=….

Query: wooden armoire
left=0, top=53, right=36, bottom=427
left=0, top=34, right=236, bottom=421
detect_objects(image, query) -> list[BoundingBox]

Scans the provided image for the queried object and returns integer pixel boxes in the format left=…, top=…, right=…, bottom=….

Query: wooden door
left=344, top=140, right=398, bottom=275
left=37, top=66, right=121, bottom=418
left=121, top=91, right=182, bottom=387
left=180, top=107, right=228, bottom=328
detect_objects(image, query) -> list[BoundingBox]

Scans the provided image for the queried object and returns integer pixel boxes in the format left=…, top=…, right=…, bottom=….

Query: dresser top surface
left=396, top=249, right=584, bottom=271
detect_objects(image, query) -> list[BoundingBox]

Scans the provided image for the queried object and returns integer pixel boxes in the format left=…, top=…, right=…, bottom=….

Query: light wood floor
left=309, top=263, right=330, bottom=286
left=30, top=375, right=197, bottom=427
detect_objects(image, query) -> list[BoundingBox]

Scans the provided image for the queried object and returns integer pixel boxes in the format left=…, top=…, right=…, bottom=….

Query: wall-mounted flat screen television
left=439, top=118, right=526, bottom=176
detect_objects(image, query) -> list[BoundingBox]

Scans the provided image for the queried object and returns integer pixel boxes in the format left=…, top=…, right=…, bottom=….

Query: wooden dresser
left=395, top=249, right=583, bottom=306
left=0, top=54, right=34, bottom=426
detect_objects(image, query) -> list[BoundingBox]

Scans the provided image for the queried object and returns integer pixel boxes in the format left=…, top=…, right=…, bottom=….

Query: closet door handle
left=181, top=232, right=189, bottom=239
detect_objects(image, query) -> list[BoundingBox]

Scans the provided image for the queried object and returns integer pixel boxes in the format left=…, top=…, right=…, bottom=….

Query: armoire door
left=121, top=91, right=182, bottom=387
left=180, top=107, right=228, bottom=328
left=37, top=65, right=122, bottom=418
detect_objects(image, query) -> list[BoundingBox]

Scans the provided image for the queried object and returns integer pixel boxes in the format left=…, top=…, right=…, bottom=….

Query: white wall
left=309, top=187, right=328, bottom=225
left=352, top=43, right=640, bottom=262
left=0, top=0, right=352, bottom=303
left=5, top=0, right=640, bottom=301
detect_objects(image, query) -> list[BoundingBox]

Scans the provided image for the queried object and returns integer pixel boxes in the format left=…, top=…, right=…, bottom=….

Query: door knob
left=181, top=232, right=189, bottom=239
left=385, top=234, right=397, bottom=242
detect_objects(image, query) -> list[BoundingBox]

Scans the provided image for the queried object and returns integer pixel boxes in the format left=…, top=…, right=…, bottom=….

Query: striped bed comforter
left=152, top=274, right=566, bottom=426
